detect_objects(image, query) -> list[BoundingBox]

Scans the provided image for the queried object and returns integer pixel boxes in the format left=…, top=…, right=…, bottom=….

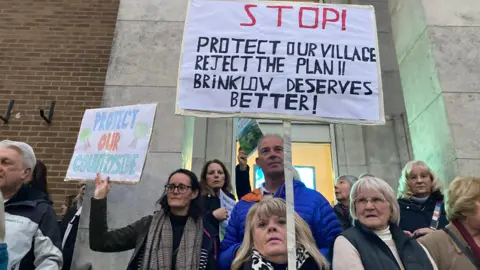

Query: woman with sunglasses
left=89, top=169, right=219, bottom=270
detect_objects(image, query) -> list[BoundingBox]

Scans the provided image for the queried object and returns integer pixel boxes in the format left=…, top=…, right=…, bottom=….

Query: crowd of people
left=0, top=136, right=479, bottom=269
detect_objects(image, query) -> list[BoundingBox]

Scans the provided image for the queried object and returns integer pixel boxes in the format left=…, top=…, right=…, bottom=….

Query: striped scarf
left=140, top=210, right=203, bottom=270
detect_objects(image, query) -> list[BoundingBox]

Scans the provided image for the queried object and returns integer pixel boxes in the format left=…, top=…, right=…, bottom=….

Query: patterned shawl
left=140, top=210, right=203, bottom=270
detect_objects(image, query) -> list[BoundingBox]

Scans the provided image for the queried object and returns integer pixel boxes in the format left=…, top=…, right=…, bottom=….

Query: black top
left=202, top=191, right=236, bottom=235
left=271, top=263, right=287, bottom=270
left=235, top=164, right=251, bottom=199
left=59, top=206, right=81, bottom=270
left=170, top=214, right=188, bottom=269
left=333, top=203, right=352, bottom=231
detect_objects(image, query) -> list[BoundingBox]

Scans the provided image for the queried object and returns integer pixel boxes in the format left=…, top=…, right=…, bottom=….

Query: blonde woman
left=332, top=177, right=438, bottom=270
left=232, top=198, right=329, bottom=270
left=419, top=177, right=480, bottom=269
left=397, top=161, right=447, bottom=237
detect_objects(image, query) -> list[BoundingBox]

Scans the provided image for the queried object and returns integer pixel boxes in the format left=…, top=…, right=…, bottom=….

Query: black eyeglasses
left=165, top=184, right=192, bottom=194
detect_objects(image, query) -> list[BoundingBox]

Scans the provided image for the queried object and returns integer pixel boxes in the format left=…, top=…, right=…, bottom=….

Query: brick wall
left=0, top=0, right=119, bottom=215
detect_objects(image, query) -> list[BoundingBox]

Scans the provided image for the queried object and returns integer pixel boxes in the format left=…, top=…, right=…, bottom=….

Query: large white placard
left=176, top=0, right=384, bottom=124
left=65, top=104, right=157, bottom=183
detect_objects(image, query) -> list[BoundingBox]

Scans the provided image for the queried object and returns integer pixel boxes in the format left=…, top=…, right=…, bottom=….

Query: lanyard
left=429, top=201, right=443, bottom=230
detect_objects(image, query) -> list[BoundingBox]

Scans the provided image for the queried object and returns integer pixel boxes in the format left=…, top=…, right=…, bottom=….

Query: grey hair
left=349, top=176, right=400, bottom=226
left=359, top=173, right=375, bottom=179
left=0, top=140, right=37, bottom=169
left=257, top=134, right=284, bottom=147
left=335, top=174, right=358, bottom=186
left=256, top=135, right=300, bottom=179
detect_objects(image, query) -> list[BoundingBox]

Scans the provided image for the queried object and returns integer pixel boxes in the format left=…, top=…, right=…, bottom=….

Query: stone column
left=191, top=118, right=234, bottom=182
left=71, top=0, right=190, bottom=268
left=333, top=0, right=410, bottom=189
left=389, top=0, right=480, bottom=182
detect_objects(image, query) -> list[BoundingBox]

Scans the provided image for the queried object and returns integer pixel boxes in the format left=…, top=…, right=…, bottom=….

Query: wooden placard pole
left=282, top=120, right=296, bottom=269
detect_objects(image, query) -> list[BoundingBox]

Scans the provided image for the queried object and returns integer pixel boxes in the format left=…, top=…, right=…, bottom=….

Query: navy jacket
left=202, top=191, right=236, bottom=235
left=398, top=190, right=448, bottom=233
left=5, top=185, right=63, bottom=270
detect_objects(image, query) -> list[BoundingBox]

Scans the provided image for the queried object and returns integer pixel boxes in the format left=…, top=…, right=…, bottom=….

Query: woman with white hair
left=419, top=176, right=480, bottom=269
left=232, top=198, right=329, bottom=270
left=334, top=175, right=358, bottom=230
left=332, top=177, right=438, bottom=270
left=397, top=161, right=448, bottom=238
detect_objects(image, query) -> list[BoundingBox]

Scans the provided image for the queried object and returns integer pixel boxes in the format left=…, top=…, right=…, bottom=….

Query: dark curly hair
left=157, top=168, right=203, bottom=219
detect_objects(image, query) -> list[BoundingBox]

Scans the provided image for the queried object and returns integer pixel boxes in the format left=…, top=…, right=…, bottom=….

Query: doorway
left=234, top=121, right=338, bottom=205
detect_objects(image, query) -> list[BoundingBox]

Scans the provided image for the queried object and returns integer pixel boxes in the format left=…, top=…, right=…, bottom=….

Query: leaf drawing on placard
left=129, top=122, right=150, bottom=148
left=79, top=128, right=92, bottom=150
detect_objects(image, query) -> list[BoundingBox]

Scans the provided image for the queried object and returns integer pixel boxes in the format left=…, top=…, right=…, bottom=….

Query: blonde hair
left=350, top=177, right=400, bottom=226
left=397, top=160, right=443, bottom=199
left=231, top=198, right=328, bottom=270
left=445, top=176, right=480, bottom=221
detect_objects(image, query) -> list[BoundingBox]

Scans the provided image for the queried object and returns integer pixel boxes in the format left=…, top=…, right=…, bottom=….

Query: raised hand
left=94, top=173, right=111, bottom=200
left=237, top=151, right=247, bottom=170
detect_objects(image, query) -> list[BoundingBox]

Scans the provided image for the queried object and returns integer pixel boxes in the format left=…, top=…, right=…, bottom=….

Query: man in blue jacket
left=219, top=135, right=342, bottom=269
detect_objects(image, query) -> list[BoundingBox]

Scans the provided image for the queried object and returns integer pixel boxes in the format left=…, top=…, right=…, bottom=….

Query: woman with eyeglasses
left=331, top=176, right=438, bottom=270
left=89, top=169, right=219, bottom=270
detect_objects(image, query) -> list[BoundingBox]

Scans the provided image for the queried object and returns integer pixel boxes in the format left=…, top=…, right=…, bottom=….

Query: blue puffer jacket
left=219, top=180, right=341, bottom=269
